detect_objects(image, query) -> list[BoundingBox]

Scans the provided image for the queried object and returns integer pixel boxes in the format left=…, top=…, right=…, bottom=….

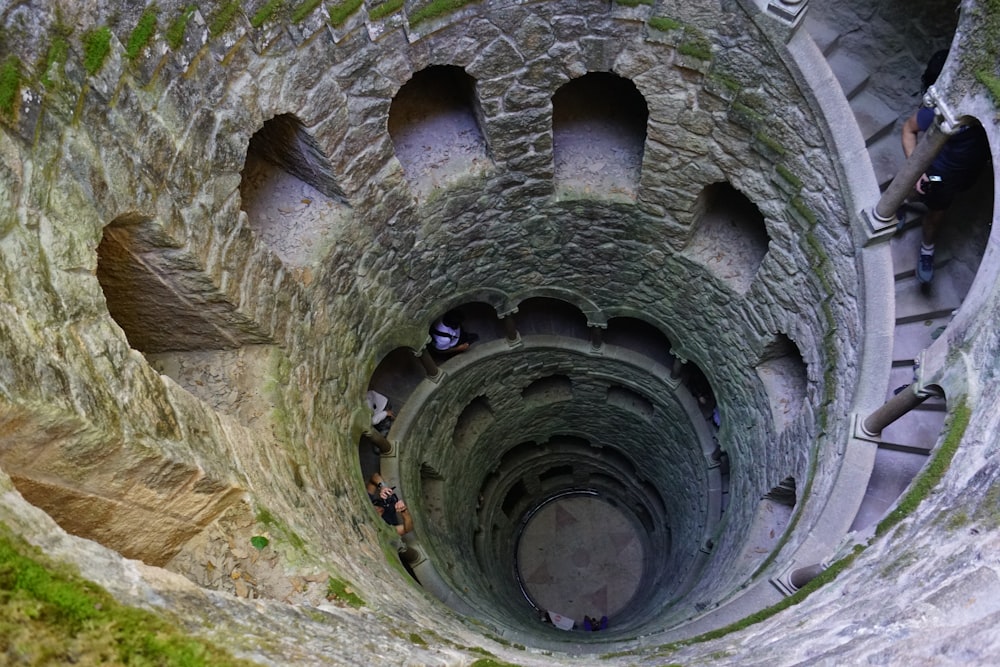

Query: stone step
left=892, top=317, right=950, bottom=363
left=850, top=90, right=901, bottom=146
left=849, top=446, right=928, bottom=532
left=894, top=269, right=964, bottom=324
left=868, top=132, right=904, bottom=190
left=827, top=51, right=870, bottom=100
left=880, top=406, right=945, bottom=451
left=804, top=14, right=840, bottom=55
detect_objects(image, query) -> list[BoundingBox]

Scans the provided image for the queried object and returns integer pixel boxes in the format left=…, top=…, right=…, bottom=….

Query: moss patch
left=876, top=400, right=970, bottom=537
left=616, top=0, right=654, bottom=6
left=209, top=1, right=242, bottom=37
left=648, top=16, right=682, bottom=32
left=327, top=0, right=364, bottom=27
left=409, top=0, right=480, bottom=27
left=251, top=0, right=285, bottom=27
left=82, top=26, right=112, bottom=75
left=776, top=163, right=803, bottom=190
left=166, top=5, right=197, bottom=49
left=369, top=0, right=405, bottom=21
left=125, top=6, right=158, bottom=60
left=325, top=577, right=365, bottom=608
left=0, top=524, right=253, bottom=666
left=0, top=56, right=20, bottom=118
left=291, top=0, right=323, bottom=23
left=678, top=27, right=712, bottom=61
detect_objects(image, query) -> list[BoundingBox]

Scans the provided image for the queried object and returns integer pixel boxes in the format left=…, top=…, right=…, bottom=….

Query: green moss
left=409, top=632, right=427, bottom=645
left=166, top=5, right=197, bottom=49
left=648, top=16, right=681, bottom=32
left=254, top=505, right=306, bottom=551
left=369, top=0, right=405, bottom=21
left=409, top=0, right=479, bottom=27
left=0, top=524, right=253, bottom=665
left=776, top=163, right=803, bottom=190
left=973, top=481, right=1000, bottom=529
left=709, top=71, right=741, bottom=93
left=791, top=195, right=818, bottom=227
left=975, top=69, right=1000, bottom=106
left=325, top=577, right=365, bottom=608
left=945, top=510, right=970, bottom=531
left=876, top=401, right=970, bottom=537
left=125, top=6, right=158, bottom=59
left=290, top=0, right=322, bottom=22
left=327, top=0, right=363, bottom=27
left=0, top=56, right=20, bottom=118
left=40, top=37, right=70, bottom=87
left=251, top=0, right=285, bottom=27
left=250, top=535, right=269, bottom=549
left=754, top=130, right=787, bottom=156
left=879, top=548, right=919, bottom=578
left=616, top=0, right=654, bottom=6
left=209, top=1, right=242, bottom=37
left=470, top=660, right=521, bottom=667
left=82, top=26, right=112, bottom=75
left=678, top=27, right=712, bottom=61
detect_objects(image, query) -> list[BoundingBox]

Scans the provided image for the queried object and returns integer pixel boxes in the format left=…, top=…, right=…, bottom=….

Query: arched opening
left=552, top=71, right=648, bottom=201
left=686, top=182, right=770, bottom=293
left=239, top=113, right=350, bottom=269
left=511, top=297, right=590, bottom=340
left=755, top=333, right=808, bottom=432
left=604, top=316, right=675, bottom=367
left=388, top=65, right=492, bottom=199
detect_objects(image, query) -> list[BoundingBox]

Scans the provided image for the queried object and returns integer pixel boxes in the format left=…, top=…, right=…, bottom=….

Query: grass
left=125, top=6, right=158, bottom=59
left=166, top=5, right=197, bottom=49
left=209, top=0, right=242, bottom=37
left=616, top=0, right=654, bottom=6
left=408, top=0, right=479, bottom=27
left=82, top=26, right=112, bottom=75
left=251, top=0, right=285, bottom=27
left=648, top=16, right=681, bottom=32
left=40, top=37, right=69, bottom=86
left=0, top=56, right=20, bottom=117
left=369, top=0, right=405, bottom=20
left=291, top=0, right=323, bottom=23
left=327, top=0, right=364, bottom=27
left=0, top=524, right=253, bottom=666
left=325, top=577, right=365, bottom=607
left=678, top=27, right=712, bottom=61
left=876, top=401, right=970, bottom=537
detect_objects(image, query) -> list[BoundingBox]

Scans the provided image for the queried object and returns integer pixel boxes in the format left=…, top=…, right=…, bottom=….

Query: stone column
left=589, top=325, right=604, bottom=351
left=365, top=429, right=392, bottom=455
left=861, top=385, right=935, bottom=437
left=499, top=308, right=520, bottom=345
left=417, top=347, right=440, bottom=381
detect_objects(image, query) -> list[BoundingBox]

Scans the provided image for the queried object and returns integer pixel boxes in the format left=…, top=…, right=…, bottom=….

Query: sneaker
left=917, top=248, right=935, bottom=284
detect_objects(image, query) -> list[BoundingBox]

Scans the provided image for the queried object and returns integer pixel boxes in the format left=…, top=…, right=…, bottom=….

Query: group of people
left=362, top=310, right=479, bottom=536
left=897, top=49, right=990, bottom=286
left=541, top=610, right=609, bottom=632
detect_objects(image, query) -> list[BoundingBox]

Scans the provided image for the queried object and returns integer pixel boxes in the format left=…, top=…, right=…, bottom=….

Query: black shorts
left=922, top=169, right=981, bottom=211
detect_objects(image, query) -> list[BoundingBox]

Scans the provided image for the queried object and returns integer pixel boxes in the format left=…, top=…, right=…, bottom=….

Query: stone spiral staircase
left=804, top=14, right=959, bottom=532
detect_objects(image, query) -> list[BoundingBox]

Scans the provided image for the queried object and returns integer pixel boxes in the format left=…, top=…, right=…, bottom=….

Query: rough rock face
left=0, top=0, right=997, bottom=664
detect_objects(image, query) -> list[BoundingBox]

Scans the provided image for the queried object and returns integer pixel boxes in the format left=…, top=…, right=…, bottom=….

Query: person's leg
left=917, top=208, right=945, bottom=284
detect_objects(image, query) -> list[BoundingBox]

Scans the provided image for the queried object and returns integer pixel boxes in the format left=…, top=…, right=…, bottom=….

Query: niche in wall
left=239, top=113, right=351, bottom=269
left=755, top=333, right=808, bottom=431
left=513, top=296, right=590, bottom=339
left=453, top=396, right=495, bottom=449
left=552, top=71, right=648, bottom=201
left=607, top=385, right=654, bottom=419
left=388, top=65, right=493, bottom=199
left=522, top=374, right=573, bottom=406
left=604, top=316, right=675, bottom=368
left=686, top=182, right=770, bottom=293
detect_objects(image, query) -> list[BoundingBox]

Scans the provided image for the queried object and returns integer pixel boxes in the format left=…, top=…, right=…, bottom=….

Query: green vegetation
left=325, top=577, right=365, bottom=607
left=82, top=26, right=112, bottom=75
left=409, top=0, right=479, bottom=27
left=973, top=480, right=1000, bottom=529
left=166, top=5, right=197, bottom=49
left=40, top=37, right=70, bottom=87
left=0, top=525, right=252, bottom=666
left=616, top=0, right=654, bottom=6
left=470, top=660, right=521, bottom=667
left=876, top=401, right=970, bottom=537
left=791, top=195, right=818, bottom=226
left=209, top=1, right=242, bottom=37
left=251, top=0, right=285, bottom=27
left=369, top=0, right=405, bottom=21
left=291, top=0, right=323, bottom=23
left=776, top=163, right=803, bottom=190
left=254, top=505, right=307, bottom=551
left=678, top=27, right=712, bottom=61
left=648, top=16, right=681, bottom=32
left=327, top=0, right=363, bottom=27
left=0, top=56, right=20, bottom=117
left=409, top=632, right=427, bottom=645
left=250, top=535, right=269, bottom=549
left=125, top=6, right=159, bottom=59
left=755, top=130, right=787, bottom=156
left=975, top=70, right=1000, bottom=107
